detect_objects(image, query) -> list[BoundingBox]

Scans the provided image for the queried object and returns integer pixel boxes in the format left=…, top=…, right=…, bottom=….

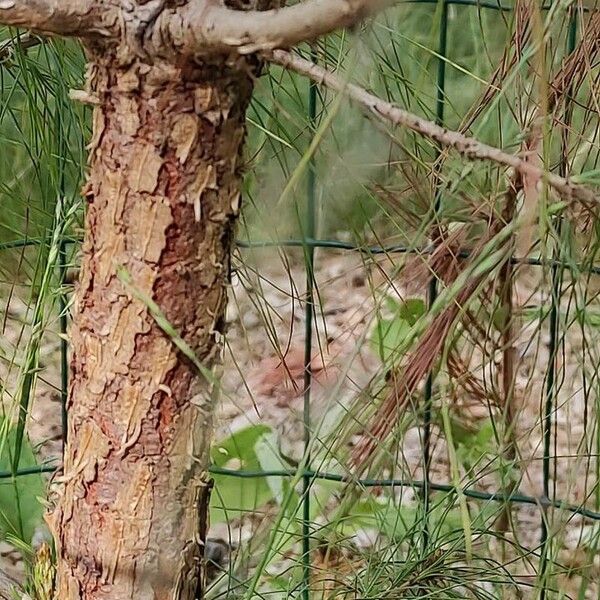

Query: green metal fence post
left=539, top=11, right=578, bottom=598
left=423, top=0, right=449, bottom=550
left=301, top=46, right=319, bottom=600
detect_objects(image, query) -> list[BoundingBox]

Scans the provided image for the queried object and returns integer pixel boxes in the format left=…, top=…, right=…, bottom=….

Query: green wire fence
left=2, top=0, right=600, bottom=597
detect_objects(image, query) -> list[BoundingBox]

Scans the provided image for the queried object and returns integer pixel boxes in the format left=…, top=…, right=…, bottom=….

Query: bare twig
left=269, top=49, right=598, bottom=207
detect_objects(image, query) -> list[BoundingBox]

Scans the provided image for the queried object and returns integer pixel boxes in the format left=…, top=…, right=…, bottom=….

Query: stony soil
left=1, top=247, right=599, bottom=597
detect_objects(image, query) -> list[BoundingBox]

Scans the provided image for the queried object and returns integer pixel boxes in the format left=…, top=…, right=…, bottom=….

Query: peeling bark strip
left=47, top=50, right=253, bottom=599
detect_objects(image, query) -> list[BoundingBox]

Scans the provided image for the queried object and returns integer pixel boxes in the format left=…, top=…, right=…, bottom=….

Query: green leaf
left=342, top=498, right=417, bottom=539
left=452, top=418, right=496, bottom=471
left=396, top=298, right=427, bottom=325
left=371, top=298, right=426, bottom=364
left=572, top=169, right=600, bottom=185
left=336, top=496, right=474, bottom=541
left=491, top=303, right=510, bottom=333
left=211, top=424, right=271, bottom=468
left=254, top=431, right=289, bottom=505
left=371, top=317, right=410, bottom=363
left=210, top=424, right=275, bottom=524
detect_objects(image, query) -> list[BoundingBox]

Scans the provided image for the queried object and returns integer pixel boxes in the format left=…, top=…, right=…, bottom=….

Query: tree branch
left=269, top=49, right=597, bottom=207
left=0, top=0, right=115, bottom=37
left=157, top=0, right=397, bottom=55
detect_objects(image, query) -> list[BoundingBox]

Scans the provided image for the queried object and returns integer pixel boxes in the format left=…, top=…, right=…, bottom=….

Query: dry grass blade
left=351, top=279, right=483, bottom=466
left=351, top=224, right=508, bottom=466
left=460, top=0, right=534, bottom=132
left=548, top=11, right=600, bottom=114
left=446, top=350, right=491, bottom=406
left=402, top=226, right=469, bottom=293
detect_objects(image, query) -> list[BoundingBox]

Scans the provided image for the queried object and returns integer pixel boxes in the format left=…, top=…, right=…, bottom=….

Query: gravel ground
left=1, top=247, right=599, bottom=597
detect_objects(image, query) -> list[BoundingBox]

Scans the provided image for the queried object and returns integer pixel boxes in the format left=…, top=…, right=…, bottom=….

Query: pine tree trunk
left=47, top=47, right=255, bottom=599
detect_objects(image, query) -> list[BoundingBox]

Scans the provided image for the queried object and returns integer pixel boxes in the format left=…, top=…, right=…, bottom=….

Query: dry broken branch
left=269, top=49, right=598, bottom=207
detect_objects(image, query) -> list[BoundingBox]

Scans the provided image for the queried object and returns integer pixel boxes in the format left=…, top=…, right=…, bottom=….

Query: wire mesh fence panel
left=1, top=1, right=600, bottom=598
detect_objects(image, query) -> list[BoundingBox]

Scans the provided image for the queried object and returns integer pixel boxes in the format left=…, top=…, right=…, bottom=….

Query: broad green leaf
left=254, top=431, right=289, bottom=505
left=211, top=424, right=271, bottom=468
left=210, top=424, right=274, bottom=524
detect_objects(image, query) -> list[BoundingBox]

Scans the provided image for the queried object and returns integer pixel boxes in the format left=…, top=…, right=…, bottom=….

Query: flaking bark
left=47, top=46, right=255, bottom=599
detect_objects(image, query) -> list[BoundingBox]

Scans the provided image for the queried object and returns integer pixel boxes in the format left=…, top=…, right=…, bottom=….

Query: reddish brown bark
left=47, top=48, right=255, bottom=599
